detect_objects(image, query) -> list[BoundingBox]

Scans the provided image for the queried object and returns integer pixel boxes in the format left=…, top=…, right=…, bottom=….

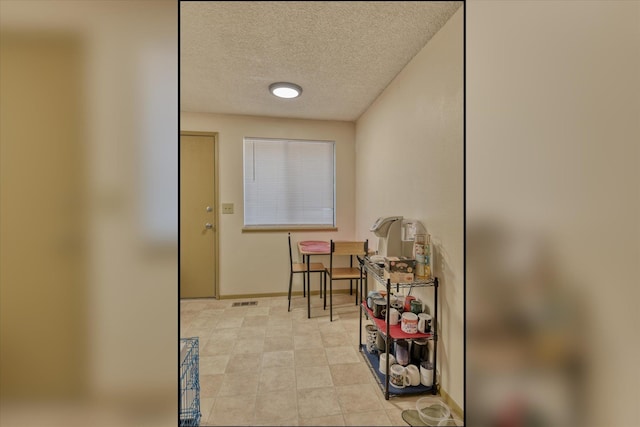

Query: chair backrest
left=329, top=240, right=367, bottom=274
left=331, top=240, right=368, bottom=256
left=288, top=233, right=295, bottom=267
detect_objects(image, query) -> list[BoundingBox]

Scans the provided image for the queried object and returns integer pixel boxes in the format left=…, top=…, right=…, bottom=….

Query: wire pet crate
left=180, top=337, right=201, bottom=426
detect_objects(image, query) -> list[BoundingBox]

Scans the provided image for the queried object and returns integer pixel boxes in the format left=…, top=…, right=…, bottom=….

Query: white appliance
left=370, top=216, right=402, bottom=257
left=370, top=216, right=427, bottom=258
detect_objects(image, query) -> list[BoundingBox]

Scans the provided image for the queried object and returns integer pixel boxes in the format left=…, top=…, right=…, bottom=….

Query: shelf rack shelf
left=362, top=303, right=433, bottom=341
left=358, top=256, right=439, bottom=400
left=359, top=344, right=435, bottom=396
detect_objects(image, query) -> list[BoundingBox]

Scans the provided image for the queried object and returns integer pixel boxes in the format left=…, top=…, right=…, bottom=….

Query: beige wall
left=354, top=7, right=464, bottom=410
left=180, top=113, right=356, bottom=296
left=467, top=2, right=639, bottom=426
left=180, top=5, right=464, bottom=410
left=1, top=2, right=179, bottom=423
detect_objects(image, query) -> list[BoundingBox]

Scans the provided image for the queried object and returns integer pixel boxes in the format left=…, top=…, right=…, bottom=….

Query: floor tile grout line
left=181, top=294, right=443, bottom=426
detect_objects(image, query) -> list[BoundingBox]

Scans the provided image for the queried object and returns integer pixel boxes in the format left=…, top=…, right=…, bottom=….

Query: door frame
left=180, top=130, right=220, bottom=299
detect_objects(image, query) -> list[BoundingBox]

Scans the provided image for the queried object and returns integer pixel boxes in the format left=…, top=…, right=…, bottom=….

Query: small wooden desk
left=298, top=240, right=374, bottom=319
left=298, top=241, right=330, bottom=319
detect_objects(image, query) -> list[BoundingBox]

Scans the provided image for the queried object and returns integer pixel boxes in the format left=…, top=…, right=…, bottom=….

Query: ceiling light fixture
left=269, top=82, right=302, bottom=99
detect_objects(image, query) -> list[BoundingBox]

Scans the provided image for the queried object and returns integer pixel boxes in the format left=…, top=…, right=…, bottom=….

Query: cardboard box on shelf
left=384, top=257, right=416, bottom=283
left=384, top=257, right=416, bottom=272
left=384, top=270, right=415, bottom=283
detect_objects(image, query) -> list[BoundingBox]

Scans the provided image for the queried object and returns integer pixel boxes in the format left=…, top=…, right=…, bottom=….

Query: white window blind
left=243, top=137, right=335, bottom=227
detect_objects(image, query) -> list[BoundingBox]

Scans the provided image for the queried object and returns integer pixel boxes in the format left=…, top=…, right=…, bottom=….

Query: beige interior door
left=1, top=32, right=86, bottom=397
left=180, top=132, right=217, bottom=298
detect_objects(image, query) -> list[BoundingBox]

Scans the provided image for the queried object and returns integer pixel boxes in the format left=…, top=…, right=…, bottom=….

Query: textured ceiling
left=181, top=1, right=463, bottom=122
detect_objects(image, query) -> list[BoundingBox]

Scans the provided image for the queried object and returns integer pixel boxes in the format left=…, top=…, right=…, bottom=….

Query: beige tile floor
left=181, top=292, right=448, bottom=426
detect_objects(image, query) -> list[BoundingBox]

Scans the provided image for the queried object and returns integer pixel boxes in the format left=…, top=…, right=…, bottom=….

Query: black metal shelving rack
left=358, top=256, right=439, bottom=400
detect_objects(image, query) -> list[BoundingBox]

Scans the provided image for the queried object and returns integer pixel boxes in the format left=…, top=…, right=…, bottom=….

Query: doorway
left=180, top=132, right=218, bottom=298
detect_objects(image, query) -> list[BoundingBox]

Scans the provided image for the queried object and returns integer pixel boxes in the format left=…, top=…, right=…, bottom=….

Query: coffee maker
left=370, top=216, right=426, bottom=257
left=370, top=216, right=402, bottom=257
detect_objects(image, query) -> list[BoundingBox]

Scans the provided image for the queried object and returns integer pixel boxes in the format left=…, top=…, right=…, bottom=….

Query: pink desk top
left=298, top=240, right=330, bottom=254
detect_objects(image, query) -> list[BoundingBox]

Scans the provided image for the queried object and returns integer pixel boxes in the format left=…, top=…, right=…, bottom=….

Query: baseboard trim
left=219, top=288, right=353, bottom=300
left=439, top=387, right=463, bottom=420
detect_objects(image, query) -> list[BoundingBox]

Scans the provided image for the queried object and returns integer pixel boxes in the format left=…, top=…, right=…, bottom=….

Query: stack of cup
left=365, top=324, right=378, bottom=353
left=414, top=234, right=431, bottom=279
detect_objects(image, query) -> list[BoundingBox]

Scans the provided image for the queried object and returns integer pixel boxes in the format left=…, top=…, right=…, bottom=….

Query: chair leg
left=307, top=270, right=311, bottom=319
left=349, top=279, right=353, bottom=295
left=303, top=274, right=306, bottom=298
left=329, top=275, right=333, bottom=322
left=287, top=272, right=293, bottom=312
left=323, top=272, right=327, bottom=310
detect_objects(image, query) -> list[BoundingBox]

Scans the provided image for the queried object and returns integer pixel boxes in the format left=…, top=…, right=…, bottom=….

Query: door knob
left=205, top=223, right=213, bottom=229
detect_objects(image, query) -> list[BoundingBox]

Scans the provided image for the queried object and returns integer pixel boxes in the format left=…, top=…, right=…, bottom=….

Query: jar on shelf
left=395, top=340, right=410, bottom=366
left=365, top=324, right=378, bottom=354
left=413, top=234, right=427, bottom=263
left=414, top=234, right=431, bottom=279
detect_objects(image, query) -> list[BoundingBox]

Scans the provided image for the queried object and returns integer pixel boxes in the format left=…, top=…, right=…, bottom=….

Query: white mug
left=406, top=364, right=421, bottom=386
left=401, top=312, right=418, bottom=334
left=418, top=313, right=432, bottom=333
left=420, top=361, right=434, bottom=387
left=388, top=308, right=400, bottom=325
left=389, top=364, right=411, bottom=389
left=379, top=353, right=396, bottom=374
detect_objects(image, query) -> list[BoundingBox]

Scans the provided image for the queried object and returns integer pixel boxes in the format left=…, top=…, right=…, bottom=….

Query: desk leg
left=306, top=255, right=311, bottom=319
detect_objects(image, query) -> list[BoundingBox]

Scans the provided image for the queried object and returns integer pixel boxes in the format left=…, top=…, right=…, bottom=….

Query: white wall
left=355, top=8, right=464, bottom=410
left=180, top=113, right=356, bottom=296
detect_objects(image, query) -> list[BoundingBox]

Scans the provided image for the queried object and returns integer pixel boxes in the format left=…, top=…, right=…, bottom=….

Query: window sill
left=242, top=225, right=338, bottom=232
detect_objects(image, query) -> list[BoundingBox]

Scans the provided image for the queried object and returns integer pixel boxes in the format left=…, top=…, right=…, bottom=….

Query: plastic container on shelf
left=413, top=234, right=427, bottom=263
left=414, top=233, right=432, bottom=279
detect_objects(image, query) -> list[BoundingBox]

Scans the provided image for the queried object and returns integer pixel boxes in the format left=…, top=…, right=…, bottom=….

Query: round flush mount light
left=269, top=82, right=302, bottom=99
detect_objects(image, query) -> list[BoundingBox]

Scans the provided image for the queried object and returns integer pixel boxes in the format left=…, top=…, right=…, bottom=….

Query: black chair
left=287, top=233, right=326, bottom=312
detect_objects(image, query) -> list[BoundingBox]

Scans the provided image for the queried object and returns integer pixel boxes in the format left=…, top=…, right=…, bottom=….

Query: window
left=243, top=137, right=335, bottom=228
